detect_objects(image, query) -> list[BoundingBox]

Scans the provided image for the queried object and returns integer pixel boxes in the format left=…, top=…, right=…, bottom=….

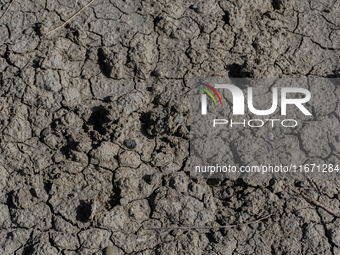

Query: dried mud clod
left=146, top=106, right=185, bottom=136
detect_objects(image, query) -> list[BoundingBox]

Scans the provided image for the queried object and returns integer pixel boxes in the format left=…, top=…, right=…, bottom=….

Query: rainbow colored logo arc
left=197, top=83, right=222, bottom=106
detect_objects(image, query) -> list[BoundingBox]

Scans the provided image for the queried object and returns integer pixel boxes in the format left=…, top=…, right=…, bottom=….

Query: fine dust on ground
left=0, top=0, right=340, bottom=254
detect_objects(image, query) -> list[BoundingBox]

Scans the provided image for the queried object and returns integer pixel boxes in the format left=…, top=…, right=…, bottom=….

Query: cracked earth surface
left=1, top=0, right=340, bottom=254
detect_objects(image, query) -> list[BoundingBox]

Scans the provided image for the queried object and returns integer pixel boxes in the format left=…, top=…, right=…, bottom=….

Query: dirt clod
left=124, top=139, right=137, bottom=149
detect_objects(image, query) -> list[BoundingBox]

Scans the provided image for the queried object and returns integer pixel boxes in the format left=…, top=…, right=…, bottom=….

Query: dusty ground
left=1, top=0, right=340, bottom=254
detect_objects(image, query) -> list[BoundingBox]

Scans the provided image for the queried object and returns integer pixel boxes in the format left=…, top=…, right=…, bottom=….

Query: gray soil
left=0, top=0, right=340, bottom=254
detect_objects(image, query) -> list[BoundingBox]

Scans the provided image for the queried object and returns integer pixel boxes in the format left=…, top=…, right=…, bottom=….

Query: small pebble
left=31, top=188, right=40, bottom=197
left=290, top=221, right=299, bottom=228
left=103, top=246, right=117, bottom=255
left=190, top=3, right=199, bottom=9
left=124, top=139, right=137, bottom=149
left=151, top=69, right=161, bottom=77
left=40, top=126, right=51, bottom=137
left=267, top=132, right=274, bottom=140
left=120, top=198, right=128, bottom=206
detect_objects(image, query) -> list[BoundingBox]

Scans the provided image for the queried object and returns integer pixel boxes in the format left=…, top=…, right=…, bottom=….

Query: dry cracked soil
left=1, top=0, right=340, bottom=254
